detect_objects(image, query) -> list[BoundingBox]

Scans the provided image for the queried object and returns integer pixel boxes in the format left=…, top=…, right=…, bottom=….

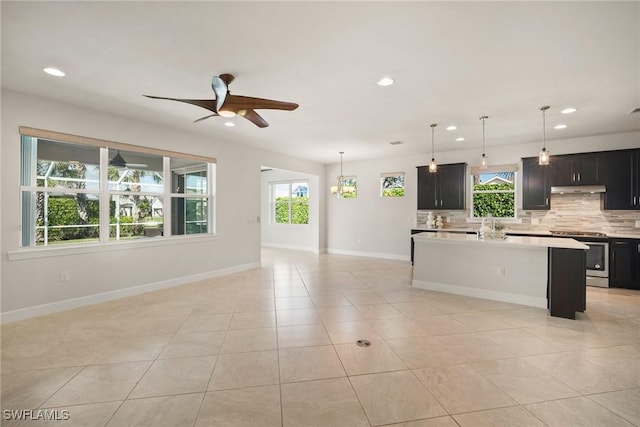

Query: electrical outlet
left=635, top=220, right=640, bottom=228
left=496, top=267, right=506, bottom=276
left=60, top=272, right=70, bottom=282
left=531, top=218, right=540, bottom=225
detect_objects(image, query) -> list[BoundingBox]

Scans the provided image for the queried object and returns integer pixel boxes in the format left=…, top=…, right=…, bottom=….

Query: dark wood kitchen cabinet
left=522, top=156, right=550, bottom=210
left=551, top=153, right=602, bottom=186
left=417, top=163, right=466, bottom=210
left=609, top=238, right=640, bottom=289
left=603, top=149, right=640, bottom=210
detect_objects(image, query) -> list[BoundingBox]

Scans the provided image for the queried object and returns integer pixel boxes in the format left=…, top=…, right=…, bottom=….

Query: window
left=20, top=129, right=216, bottom=247
left=271, top=181, right=309, bottom=224
left=471, top=169, right=516, bottom=219
left=380, top=172, right=405, bottom=197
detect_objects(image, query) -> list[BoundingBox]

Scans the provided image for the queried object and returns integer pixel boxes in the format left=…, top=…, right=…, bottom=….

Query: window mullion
left=289, top=183, right=293, bottom=224
left=99, top=148, right=110, bottom=242
left=163, top=156, right=172, bottom=237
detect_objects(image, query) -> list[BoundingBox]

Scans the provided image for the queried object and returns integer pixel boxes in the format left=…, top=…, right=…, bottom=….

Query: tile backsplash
left=417, top=193, right=640, bottom=235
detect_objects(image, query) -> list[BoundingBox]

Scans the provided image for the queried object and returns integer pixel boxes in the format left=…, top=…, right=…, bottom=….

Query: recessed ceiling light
left=224, top=122, right=235, bottom=127
left=377, top=77, right=394, bottom=86
left=446, top=125, right=457, bottom=131
left=561, top=107, right=577, bottom=114
left=455, top=137, right=465, bottom=142
left=389, top=140, right=404, bottom=145
left=43, top=67, right=65, bottom=77
left=554, top=124, right=567, bottom=129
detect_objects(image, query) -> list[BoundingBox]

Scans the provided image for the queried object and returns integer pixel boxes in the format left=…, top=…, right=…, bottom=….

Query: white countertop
left=413, top=228, right=640, bottom=239
left=412, top=227, right=553, bottom=236
left=412, top=231, right=589, bottom=250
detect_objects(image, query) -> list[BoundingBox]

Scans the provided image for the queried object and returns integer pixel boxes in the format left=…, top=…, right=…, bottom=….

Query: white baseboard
left=261, top=243, right=319, bottom=253
left=411, top=279, right=547, bottom=309
left=1, top=262, right=261, bottom=324
left=327, top=248, right=411, bottom=262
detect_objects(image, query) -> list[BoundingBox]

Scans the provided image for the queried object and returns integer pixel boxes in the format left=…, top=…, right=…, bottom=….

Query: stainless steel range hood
left=550, top=185, right=606, bottom=194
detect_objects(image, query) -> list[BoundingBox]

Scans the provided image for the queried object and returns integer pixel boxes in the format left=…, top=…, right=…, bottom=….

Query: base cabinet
left=609, top=238, right=640, bottom=289
left=548, top=247, right=586, bottom=319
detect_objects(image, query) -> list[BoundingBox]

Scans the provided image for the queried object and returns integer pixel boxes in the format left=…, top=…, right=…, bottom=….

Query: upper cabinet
left=603, top=149, right=640, bottom=210
left=550, top=152, right=602, bottom=186
left=417, top=163, right=466, bottom=210
left=522, top=156, right=550, bottom=210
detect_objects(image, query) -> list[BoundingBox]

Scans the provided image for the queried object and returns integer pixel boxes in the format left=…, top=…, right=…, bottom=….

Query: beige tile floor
left=1, top=248, right=639, bottom=426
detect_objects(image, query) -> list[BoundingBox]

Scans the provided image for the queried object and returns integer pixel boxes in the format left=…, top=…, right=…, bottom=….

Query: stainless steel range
left=551, top=231, right=609, bottom=287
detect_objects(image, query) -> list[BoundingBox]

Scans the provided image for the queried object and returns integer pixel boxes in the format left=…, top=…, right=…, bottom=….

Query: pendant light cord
left=480, top=116, right=488, bottom=156
left=430, top=123, right=437, bottom=159
left=540, top=106, right=550, bottom=149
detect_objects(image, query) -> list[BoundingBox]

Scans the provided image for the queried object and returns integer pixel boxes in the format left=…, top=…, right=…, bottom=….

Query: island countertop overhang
left=412, top=231, right=589, bottom=251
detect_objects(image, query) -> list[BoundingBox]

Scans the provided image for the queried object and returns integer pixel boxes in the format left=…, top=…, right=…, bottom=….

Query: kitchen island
left=412, top=232, right=589, bottom=319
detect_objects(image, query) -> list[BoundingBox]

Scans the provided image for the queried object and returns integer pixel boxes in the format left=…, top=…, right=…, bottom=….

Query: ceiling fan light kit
left=145, top=73, right=299, bottom=128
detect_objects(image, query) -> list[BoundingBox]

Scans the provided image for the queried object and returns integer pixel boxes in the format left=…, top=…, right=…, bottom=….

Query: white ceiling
left=2, top=1, right=639, bottom=164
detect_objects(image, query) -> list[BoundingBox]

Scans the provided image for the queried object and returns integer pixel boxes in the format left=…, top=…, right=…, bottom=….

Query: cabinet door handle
left=577, top=173, right=581, bottom=181
left=545, top=197, right=549, bottom=206
left=572, top=173, right=576, bottom=182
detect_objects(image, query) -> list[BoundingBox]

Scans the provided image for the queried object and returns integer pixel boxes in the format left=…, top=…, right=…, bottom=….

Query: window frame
left=270, top=180, right=310, bottom=226
left=469, top=165, right=518, bottom=221
left=380, top=172, right=405, bottom=198
left=18, top=127, right=217, bottom=249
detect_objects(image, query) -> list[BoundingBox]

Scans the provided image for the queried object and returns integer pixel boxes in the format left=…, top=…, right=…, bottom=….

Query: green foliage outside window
left=37, top=197, right=161, bottom=243
left=472, top=182, right=515, bottom=218
left=274, top=197, right=309, bottom=224
left=381, top=175, right=404, bottom=197
left=382, top=187, right=405, bottom=197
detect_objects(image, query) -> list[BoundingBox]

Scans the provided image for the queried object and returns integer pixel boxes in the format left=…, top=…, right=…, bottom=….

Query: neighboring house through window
left=471, top=164, right=517, bottom=219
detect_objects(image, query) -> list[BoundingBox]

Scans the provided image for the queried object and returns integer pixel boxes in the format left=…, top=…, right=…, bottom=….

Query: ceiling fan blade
left=225, top=95, right=299, bottom=111
left=238, top=109, right=269, bottom=128
left=193, top=113, right=218, bottom=123
left=211, top=75, right=229, bottom=112
left=144, top=95, right=218, bottom=113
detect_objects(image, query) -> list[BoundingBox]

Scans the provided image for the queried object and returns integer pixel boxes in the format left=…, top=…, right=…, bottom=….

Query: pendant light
left=330, top=151, right=346, bottom=197
left=479, top=115, right=489, bottom=169
left=538, top=106, right=550, bottom=165
left=429, top=123, right=438, bottom=173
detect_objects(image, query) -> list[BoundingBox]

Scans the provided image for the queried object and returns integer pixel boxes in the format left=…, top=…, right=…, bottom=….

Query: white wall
left=325, top=131, right=640, bottom=259
left=260, top=168, right=320, bottom=252
left=1, top=89, right=325, bottom=320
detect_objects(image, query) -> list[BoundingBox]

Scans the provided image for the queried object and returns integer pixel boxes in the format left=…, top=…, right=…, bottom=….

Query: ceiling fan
left=144, top=74, right=299, bottom=128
